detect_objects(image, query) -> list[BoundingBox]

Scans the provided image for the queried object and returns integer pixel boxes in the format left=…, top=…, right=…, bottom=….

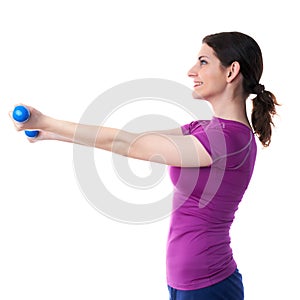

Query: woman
left=11, top=32, right=278, bottom=299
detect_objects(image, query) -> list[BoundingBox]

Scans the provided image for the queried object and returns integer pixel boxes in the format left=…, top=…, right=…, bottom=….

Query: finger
left=8, top=111, right=13, bottom=121
left=27, top=137, right=39, bottom=143
left=9, top=113, right=22, bottom=131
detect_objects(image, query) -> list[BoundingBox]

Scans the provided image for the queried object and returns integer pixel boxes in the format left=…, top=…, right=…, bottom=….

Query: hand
left=24, top=130, right=60, bottom=143
left=10, top=104, right=55, bottom=142
left=10, top=105, right=75, bottom=144
left=9, top=104, right=45, bottom=131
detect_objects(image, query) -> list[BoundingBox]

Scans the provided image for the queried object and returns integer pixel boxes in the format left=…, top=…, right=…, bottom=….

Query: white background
left=0, top=0, right=299, bottom=299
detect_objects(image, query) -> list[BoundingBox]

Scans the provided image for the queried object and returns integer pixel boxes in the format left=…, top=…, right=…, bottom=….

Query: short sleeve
left=181, top=119, right=255, bottom=170
left=181, top=120, right=212, bottom=157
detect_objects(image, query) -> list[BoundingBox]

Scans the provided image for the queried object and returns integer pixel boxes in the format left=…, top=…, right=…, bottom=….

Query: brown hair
left=203, top=32, right=279, bottom=147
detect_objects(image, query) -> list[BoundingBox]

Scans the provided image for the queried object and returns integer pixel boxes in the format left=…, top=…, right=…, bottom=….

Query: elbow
left=110, top=131, right=138, bottom=158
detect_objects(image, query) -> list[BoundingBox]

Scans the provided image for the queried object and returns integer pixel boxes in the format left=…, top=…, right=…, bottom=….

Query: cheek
left=207, top=71, right=227, bottom=88
left=199, top=73, right=227, bottom=97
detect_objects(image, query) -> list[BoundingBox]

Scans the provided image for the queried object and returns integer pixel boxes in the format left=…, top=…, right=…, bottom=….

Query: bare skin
left=10, top=43, right=251, bottom=168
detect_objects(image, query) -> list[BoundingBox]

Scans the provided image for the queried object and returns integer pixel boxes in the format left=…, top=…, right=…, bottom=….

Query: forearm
left=43, top=116, right=134, bottom=154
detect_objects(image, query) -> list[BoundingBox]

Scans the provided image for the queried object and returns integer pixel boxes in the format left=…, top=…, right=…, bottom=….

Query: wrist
left=41, top=115, right=57, bottom=132
left=42, top=116, right=76, bottom=141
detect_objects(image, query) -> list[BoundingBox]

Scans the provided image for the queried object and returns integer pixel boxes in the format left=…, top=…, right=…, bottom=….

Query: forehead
left=198, top=43, right=216, bottom=58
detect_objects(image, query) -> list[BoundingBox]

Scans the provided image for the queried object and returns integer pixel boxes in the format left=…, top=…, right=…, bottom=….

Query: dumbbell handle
left=12, top=105, right=39, bottom=138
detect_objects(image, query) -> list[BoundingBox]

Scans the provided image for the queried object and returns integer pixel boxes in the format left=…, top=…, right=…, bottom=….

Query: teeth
left=194, top=82, right=202, bottom=86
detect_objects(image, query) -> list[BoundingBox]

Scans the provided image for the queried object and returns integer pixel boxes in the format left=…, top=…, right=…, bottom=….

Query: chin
left=192, top=91, right=205, bottom=100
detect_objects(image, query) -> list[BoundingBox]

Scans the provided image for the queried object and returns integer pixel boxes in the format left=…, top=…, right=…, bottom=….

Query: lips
left=194, top=81, right=203, bottom=88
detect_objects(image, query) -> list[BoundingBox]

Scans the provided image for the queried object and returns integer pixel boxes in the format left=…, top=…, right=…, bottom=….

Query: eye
left=199, top=59, right=208, bottom=66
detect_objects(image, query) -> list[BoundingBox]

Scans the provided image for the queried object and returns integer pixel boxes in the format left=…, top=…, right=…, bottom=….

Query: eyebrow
left=198, top=55, right=209, bottom=60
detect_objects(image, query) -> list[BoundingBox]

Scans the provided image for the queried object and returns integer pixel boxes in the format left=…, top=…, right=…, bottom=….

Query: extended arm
left=11, top=106, right=212, bottom=167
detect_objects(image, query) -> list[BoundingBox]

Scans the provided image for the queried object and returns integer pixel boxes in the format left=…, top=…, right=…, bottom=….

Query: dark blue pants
left=168, top=269, right=244, bottom=300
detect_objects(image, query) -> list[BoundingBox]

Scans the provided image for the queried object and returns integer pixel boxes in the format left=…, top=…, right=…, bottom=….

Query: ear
left=226, top=61, right=241, bottom=83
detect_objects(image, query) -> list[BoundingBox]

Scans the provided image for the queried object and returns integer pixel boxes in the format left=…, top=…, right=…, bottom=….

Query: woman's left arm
left=11, top=106, right=212, bottom=168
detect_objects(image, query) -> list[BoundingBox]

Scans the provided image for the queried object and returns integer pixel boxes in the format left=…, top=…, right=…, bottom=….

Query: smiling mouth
left=194, top=82, right=203, bottom=88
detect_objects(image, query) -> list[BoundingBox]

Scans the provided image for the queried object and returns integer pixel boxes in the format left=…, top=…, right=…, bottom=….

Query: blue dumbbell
left=12, top=105, right=39, bottom=138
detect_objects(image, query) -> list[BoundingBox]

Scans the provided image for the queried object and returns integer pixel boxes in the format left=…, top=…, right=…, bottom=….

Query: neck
left=209, top=93, right=251, bottom=128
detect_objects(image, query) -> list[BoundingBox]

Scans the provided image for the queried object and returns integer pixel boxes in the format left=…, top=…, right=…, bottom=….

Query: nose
left=187, top=63, right=198, bottom=78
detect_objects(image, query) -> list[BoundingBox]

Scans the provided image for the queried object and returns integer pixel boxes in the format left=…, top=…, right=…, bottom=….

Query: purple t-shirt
left=167, top=117, right=257, bottom=290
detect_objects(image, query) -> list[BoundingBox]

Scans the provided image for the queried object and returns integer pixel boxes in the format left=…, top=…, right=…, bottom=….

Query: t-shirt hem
left=167, top=263, right=237, bottom=291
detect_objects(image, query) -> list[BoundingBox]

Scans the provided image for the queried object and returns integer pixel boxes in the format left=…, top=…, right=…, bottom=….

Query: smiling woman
left=189, top=44, right=237, bottom=104
left=10, top=31, right=279, bottom=300
left=200, top=32, right=279, bottom=146
left=166, top=32, right=279, bottom=300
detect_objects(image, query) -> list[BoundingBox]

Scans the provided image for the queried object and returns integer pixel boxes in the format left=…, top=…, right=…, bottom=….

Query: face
left=188, top=43, right=229, bottom=101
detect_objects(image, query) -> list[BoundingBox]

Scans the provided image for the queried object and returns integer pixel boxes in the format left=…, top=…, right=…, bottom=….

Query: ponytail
left=251, top=84, right=279, bottom=147
left=201, top=31, right=280, bottom=147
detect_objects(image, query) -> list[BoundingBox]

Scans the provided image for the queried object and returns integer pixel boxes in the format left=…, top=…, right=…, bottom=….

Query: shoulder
left=181, top=120, right=210, bottom=135
left=186, top=117, right=256, bottom=167
left=207, top=118, right=257, bottom=168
